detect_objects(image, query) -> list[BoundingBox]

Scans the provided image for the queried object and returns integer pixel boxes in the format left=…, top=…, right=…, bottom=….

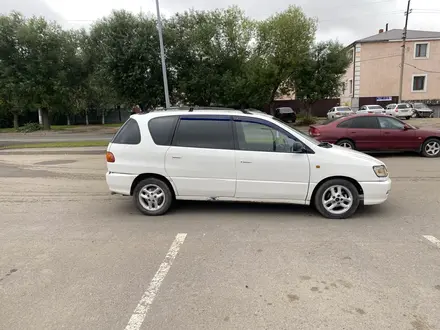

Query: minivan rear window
left=112, top=118, right=141, bottom=144
left=148, top=116, right=178, bottom=146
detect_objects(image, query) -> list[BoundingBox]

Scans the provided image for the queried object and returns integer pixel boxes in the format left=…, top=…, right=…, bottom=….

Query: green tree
left=255, top=6, right=316, bottom=112
left=16, top=16, right=67, bottom=129
left=0, top=12, right=27, bottom=128
left=293, top=41, right=351, bottom=117
left=167, top=7, right=255, bottom=107
left=89, top=10, right=167, bottom=109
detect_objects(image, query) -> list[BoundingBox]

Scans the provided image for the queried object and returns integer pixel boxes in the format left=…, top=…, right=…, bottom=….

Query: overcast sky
left=1, top=0, right=440, bottom=44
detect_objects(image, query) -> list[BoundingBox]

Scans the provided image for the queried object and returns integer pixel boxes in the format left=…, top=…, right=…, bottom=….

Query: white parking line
left=423, top=235, right=440, bottom=249
left=124, top=233, right=187, bottom=330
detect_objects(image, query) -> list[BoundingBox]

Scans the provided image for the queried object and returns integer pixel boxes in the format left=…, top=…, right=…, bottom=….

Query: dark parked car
left=308, top=114, right=440, bottom=157
left=274, top=107, right=296, bottom=123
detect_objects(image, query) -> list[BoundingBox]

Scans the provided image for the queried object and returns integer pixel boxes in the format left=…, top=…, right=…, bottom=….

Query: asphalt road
left=1, top=152, right=440, bottom=330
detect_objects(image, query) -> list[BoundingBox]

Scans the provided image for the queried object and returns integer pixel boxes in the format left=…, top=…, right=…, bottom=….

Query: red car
left=308, top=114, right=440, bottom=157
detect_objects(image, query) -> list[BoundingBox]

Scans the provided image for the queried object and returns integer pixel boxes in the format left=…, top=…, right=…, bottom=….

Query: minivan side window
left=148, top=116, right=178, bottom=146
left=235, top=120, right=297, bottom=153
left=112, top=118, right=141, bottom=144
left=172, top=117, right=234, bottom=150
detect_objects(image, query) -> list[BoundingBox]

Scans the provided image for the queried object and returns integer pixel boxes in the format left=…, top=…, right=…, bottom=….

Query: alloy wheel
left=322, top=185, right=354, bottom=215
left=425, top=141, right=440, bottom=157
left=138, top=184, right=166, bottom=211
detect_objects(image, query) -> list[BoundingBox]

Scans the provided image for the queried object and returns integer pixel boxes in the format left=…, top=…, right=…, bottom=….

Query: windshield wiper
left=318, top=142, right=333, bottom=148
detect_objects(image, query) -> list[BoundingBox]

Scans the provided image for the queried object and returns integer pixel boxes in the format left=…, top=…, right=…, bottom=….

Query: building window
left=414, top=43, right=429, bottom=58
left=412, top=75, right=427, bottom=92
left=348, top=49, right=353, bottom=63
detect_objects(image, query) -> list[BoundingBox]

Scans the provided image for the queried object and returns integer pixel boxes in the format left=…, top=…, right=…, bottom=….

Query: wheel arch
left=130, top=173, right=176, bottom=198
left=420, top=136, right=440, bottom=153
left=335, top=138, right=356, bottom=147
left=310, top=176, right=364, bottom=205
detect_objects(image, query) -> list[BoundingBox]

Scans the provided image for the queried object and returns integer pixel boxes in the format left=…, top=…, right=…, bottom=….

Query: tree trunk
left=13, top=113, right=19, bottom=129
left=269, top=85, right=279, bottom=115
left=67, top=115, right=71, bottom=126
left=85, top=111, right=89, bottom=125
left=41, top=108, right=50, bottom=130
left=101, top=112, right=105, bottom=125
left=38, top=108, right=43, bottom=125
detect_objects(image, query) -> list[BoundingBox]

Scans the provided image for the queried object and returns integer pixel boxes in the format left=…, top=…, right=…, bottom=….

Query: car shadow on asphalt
left=113, top=198, right=386, bottom=221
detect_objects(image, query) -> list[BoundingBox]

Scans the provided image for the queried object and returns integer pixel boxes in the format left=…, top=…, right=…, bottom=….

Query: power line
left=319, top=10, right=405, bottom=23
left=405, top=63, right=440, bottom=74
left=357, top=54, right=401, bottom=62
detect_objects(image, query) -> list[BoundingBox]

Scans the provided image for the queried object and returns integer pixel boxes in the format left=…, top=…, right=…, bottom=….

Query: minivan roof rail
left=187, top=106, right=252, bottom=114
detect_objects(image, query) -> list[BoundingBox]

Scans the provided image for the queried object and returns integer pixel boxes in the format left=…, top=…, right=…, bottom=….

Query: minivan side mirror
left=292, top=141, right=304, bottom=153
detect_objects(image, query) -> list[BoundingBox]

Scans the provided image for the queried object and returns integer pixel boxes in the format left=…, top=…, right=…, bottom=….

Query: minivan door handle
left=172, top=156, right=182, bottom=159
left=240, top=160, right=252, bottom=164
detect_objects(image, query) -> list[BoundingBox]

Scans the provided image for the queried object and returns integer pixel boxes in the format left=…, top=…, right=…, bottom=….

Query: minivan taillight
left=106, top=151, right=115, bottom=163
left=309, top=127, right=321, bottom=137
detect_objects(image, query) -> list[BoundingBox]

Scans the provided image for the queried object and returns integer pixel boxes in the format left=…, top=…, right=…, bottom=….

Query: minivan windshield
left=272, top=117, right=320, bottom=145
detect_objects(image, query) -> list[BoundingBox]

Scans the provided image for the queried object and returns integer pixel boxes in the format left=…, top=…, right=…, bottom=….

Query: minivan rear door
left=165, top=115, right=236, bottom=197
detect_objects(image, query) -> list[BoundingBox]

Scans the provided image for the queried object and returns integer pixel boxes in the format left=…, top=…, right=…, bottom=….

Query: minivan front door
left=165, top=116, right=236, bottom=197
left=233, top=118, right=310, bottom=203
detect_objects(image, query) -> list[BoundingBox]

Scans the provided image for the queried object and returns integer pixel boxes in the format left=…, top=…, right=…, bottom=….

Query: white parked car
left=357, top=105, right=386, bottom=114
left=385, top=103, right=413, bottom=119
left=327, top=106, right=354, bottom=119
left=106, top=109, right=391, bottom=219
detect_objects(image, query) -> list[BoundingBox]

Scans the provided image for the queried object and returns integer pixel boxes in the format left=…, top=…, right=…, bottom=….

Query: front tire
left=421, top=138, right=440, bottom=158
left=314, top=179, right=360, bottom=219
left=405, top=116, right=411, bottom=120
left=133, top=178, right=173, bottom=216
left=336, top=139, right=355, bottom=149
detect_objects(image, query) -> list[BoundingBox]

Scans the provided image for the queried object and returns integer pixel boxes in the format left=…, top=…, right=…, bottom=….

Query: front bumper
left=360, top=178, right=392, bottom=205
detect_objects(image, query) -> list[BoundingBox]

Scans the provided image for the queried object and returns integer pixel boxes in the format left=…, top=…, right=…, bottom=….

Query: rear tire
left=336, top=139, right=355, bottom=149
left=405, top=116, right=411, bottom=120
left=314, top=179, right=360, bottom=219
left=133, top=178, right=173, bottom=216
left=421, top=138, right=440, bottom=158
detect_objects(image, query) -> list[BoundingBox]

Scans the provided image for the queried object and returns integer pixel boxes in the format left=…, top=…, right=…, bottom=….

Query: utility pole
left=155, top=0, right=171, bottom=109
left=398, top=0, right=411, bottom=103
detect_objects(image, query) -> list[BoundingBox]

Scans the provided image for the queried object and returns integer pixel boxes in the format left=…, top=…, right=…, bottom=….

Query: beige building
left=340, top=29, right=440, bottom=110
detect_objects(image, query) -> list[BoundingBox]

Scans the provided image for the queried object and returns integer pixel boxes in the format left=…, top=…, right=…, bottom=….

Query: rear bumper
left=360, top=178, right=392, bottom=205
left=106, top=172, right=137, bottom=196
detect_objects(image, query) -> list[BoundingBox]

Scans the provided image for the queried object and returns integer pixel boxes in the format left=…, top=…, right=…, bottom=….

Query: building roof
left=357, top=29, right=440, bottom=43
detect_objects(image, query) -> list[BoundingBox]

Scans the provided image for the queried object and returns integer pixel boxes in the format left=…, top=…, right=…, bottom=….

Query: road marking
left=124, top=233, right=187, bottom=330
left=423, top=235, right=440, bottom=249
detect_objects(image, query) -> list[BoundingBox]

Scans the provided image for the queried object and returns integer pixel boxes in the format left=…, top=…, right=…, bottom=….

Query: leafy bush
left=296, top=116, right=318, bottom=126
left=17, top=122, right=42, bottom=133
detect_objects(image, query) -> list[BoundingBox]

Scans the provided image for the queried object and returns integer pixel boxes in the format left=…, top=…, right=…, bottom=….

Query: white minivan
left=106, top=109, right=391, bottom=219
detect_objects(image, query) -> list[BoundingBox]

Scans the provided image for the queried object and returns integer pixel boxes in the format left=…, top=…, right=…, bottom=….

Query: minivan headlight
left=373, top=165, right=388, bottom=177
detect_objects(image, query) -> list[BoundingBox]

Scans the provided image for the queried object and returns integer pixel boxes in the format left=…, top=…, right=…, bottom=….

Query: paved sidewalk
left=0, top=146, right=107, bottom=155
